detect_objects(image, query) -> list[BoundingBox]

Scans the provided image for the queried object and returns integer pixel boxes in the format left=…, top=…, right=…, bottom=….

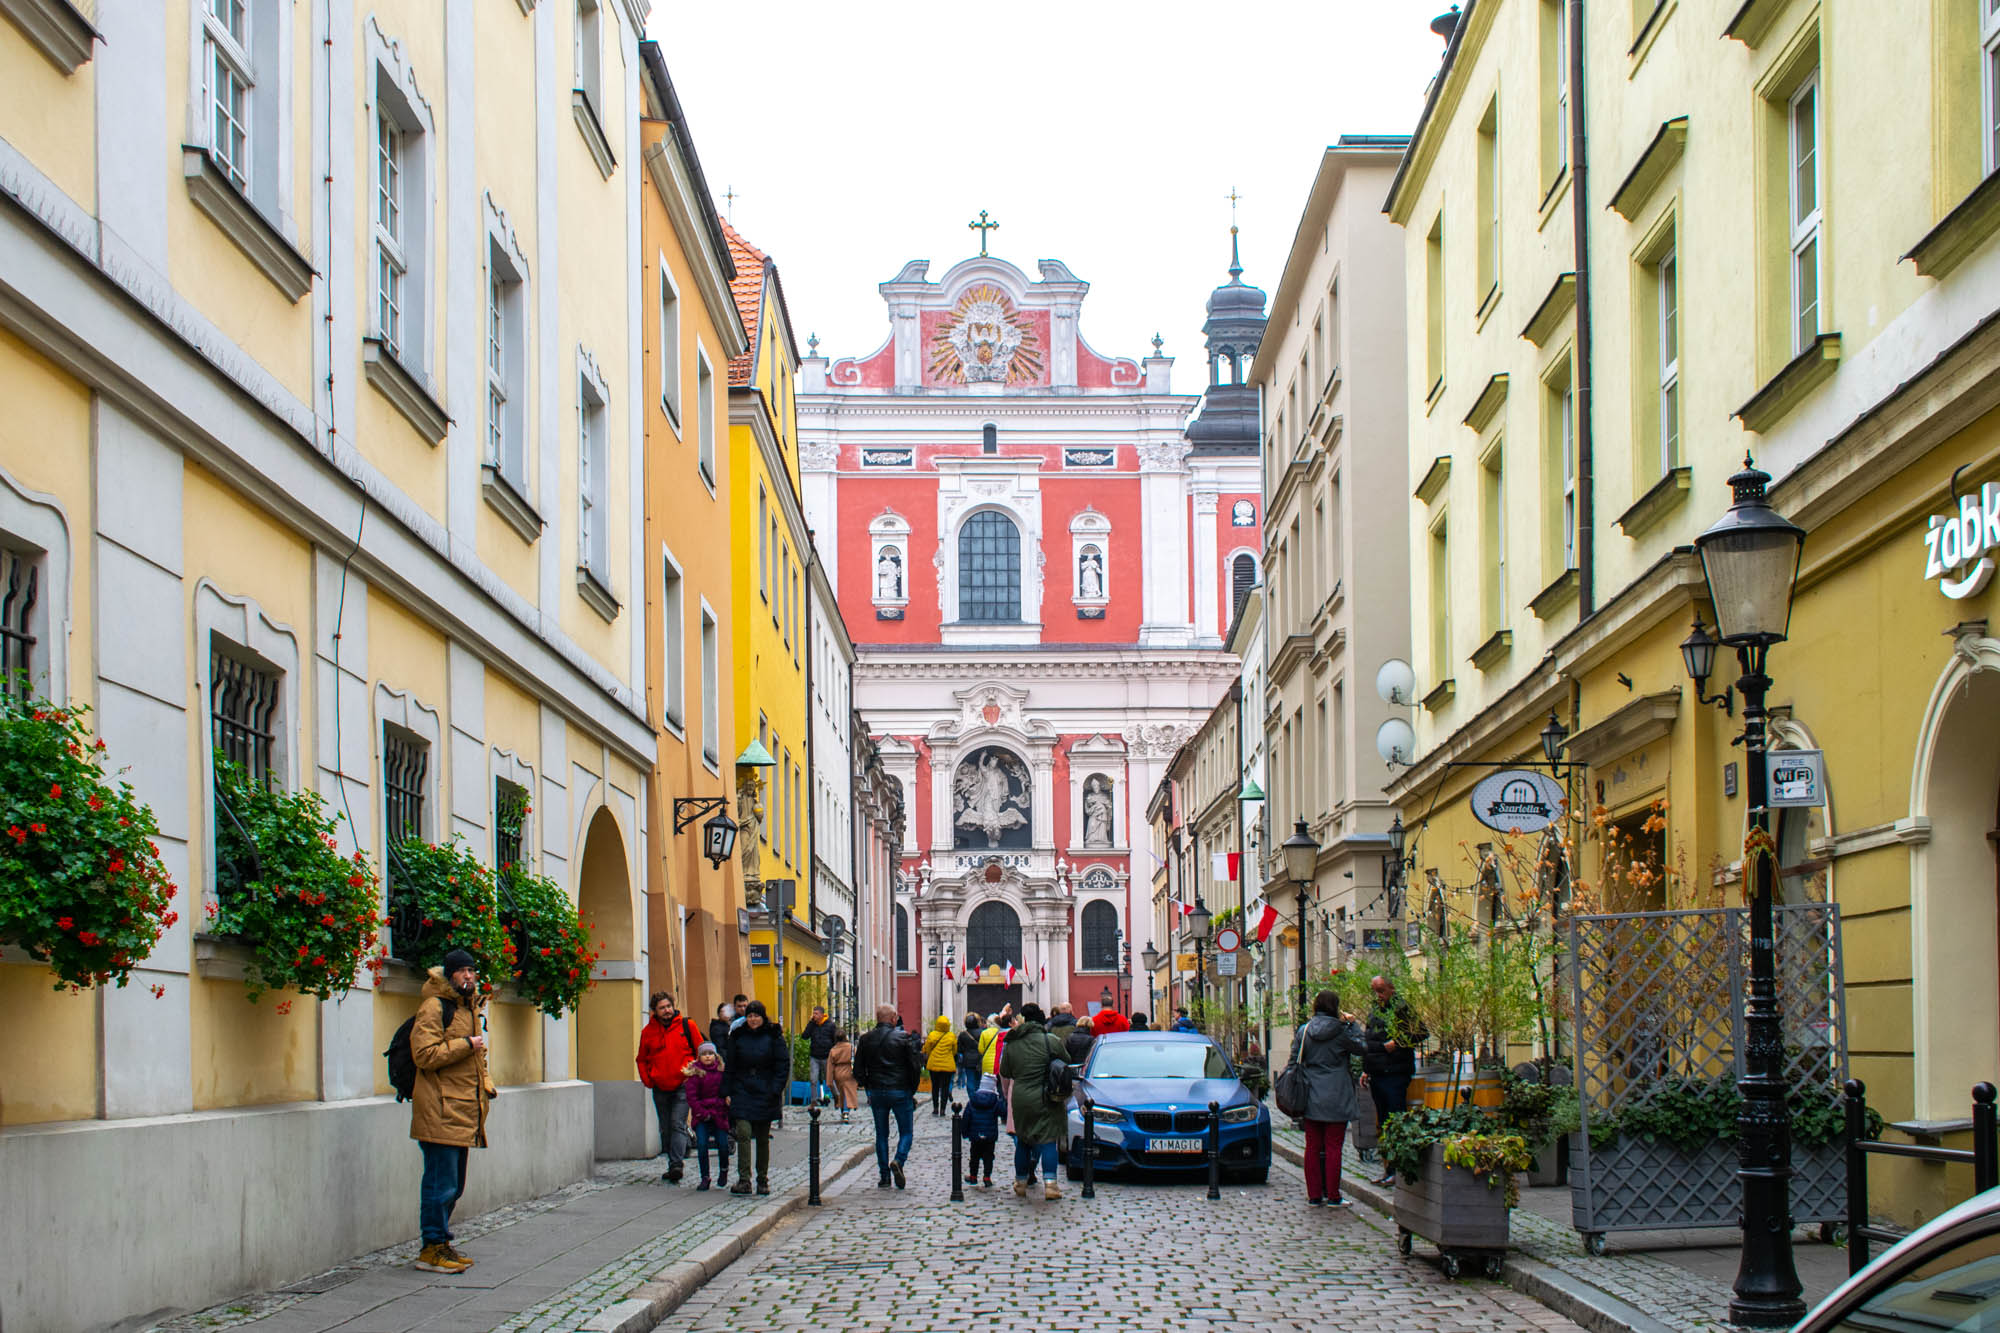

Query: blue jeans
left=1013, top=1135, right=1059, bottom=1183
left=418, top=1142, right=468, bottom=1244
left=959, top=1064, right=981, bottom=1096
left=868, top=1089, right=915, bottom=1174
left=809, top=1057, right=829, bottom=1106
left=693, top=1121, right=731, bottom=1181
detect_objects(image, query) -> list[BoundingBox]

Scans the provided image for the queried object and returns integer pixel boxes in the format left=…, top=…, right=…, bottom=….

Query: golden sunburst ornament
left=930, top=284, right=1043, bottom=386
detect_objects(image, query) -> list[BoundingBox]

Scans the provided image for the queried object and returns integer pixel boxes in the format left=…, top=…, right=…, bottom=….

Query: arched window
left=1081, top=900, right=1118, bottom=971
left=957, top=510, right=1021, bottom=622
left=1231, top=552, right=1257, bottom=618
left=965, top=901, right=1022, bottom=972
left=895, top=903, right=910, bottom=972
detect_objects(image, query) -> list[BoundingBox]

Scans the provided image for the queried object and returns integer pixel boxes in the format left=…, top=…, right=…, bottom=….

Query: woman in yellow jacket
left=922, top=1015, right=958, bottom=1117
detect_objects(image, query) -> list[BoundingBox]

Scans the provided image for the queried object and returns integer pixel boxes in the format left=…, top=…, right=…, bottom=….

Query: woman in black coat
left=722, top=1000, right=787, bottom=1195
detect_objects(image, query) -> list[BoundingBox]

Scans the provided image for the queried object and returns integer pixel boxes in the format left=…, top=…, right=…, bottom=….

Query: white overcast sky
left=647, top=2, right=1448, bottom=396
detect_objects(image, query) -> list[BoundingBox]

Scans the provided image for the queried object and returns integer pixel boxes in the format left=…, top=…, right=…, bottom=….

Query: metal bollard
left=1974, top=1082, right=1998, bottom=1194
left=808, top=1097, right=823, bottom=1207
left=1844, top=1079, right=1867, bottom=1275
left=950, top=1102, right=966, bottom=1203
left=1206, top=1100, right=1222, bottom=1201
left=1081, top=1094, right=1097, bottom=1199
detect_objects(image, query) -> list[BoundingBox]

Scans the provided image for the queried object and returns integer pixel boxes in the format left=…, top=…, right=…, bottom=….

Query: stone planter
left=1523, top=1134, right=1566, bottom=1188
left=1392, top=1148, right=1512, bottom=1279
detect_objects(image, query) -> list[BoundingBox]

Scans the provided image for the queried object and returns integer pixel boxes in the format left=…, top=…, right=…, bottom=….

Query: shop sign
left=1174, top=952, right=1199, bottom=972
left=1766, top=750, right=1825, bottom=809
left=749, top=943, right=772, bottom=966
left=1468, top=769, right=1566, bottom=834
left=1922, top=483, right=2000, bottom=599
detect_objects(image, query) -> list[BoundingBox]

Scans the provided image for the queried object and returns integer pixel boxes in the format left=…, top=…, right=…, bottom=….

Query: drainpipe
left=1569, top=0, right=1596, bottom=618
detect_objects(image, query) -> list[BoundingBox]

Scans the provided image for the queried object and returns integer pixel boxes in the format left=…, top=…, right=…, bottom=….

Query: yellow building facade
left=635, top=47, right=752, bottom=1034
left=0, top=2, right=658, bottom=1325
left=1383, top=0, right=2000, bottom=1225
left=722, top=222, right=827, bottom=1035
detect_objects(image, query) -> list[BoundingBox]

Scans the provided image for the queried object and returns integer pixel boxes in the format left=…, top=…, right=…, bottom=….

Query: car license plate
left=1147, top=1136, right=1204, bottom=1154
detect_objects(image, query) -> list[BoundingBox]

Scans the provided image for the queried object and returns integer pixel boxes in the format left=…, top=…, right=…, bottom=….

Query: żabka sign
left=1468, top=769, right=1566, bottom=835
left=1922, top=481, right=2000, bottom=600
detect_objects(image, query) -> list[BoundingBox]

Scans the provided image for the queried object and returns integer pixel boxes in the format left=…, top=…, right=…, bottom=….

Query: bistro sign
left=1468, top=769, right=1566, bottom=834
left=1922, top=481, right=1999, bottom=600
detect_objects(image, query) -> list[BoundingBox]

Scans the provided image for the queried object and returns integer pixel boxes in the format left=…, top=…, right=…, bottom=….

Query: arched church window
left=1231, top=552, right=1257, bottom=618
left=957, top=510, right=1021, bottom=623
left=953, top=745, right=1031, bottom=849
left=1081, top=900, right=1118, bottom=971
left=965, top=901, right=1022, bottom=973
left=895, top=903, right=910, bottom=972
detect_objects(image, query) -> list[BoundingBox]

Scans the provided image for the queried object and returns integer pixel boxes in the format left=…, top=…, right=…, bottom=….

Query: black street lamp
left=1686, top=456, right=1807, bottom=1328
left=1141, top=940, right=1160, bottom=1021
left=1281, top=818, right=1319, bottom=1012
left=1189, top=896, right=1213, bottom=1007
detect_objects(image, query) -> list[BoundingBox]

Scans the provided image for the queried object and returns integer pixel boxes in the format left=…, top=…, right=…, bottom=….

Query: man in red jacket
left=636, top=992, right=703, bottom=1182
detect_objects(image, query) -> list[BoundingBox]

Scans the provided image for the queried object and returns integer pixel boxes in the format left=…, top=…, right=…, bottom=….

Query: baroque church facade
left=797, top=242, right=1266, bottom=1024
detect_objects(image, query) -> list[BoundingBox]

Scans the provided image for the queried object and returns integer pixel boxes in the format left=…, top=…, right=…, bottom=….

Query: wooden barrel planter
left=1421, top=1067, right=1505, bottom=1110
left=1392, top=1149, right=1512, bottom=1279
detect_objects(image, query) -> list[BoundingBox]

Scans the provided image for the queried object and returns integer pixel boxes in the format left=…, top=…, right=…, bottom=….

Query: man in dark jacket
left=1363, top=974, right=1427, bottom=1185
left=1129, top=1012, right=1150, bottom=1031
left=802, top=1006, right=842, bottom=1107
left=998, top=1003, right=1069, bottom=1201
left=1062, top=1016, right=1095, bottom=1068
left=722, top=1000, right=787, bottom=1196
left=1048, top=1003, right=1077, bottom=1034
left=856, top=1004, right=921, bottom=1188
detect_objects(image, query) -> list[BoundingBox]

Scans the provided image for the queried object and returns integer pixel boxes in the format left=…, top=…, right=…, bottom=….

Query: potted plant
left=499, top=863, right=596, bottom=1017
left=0, top=696, right=180, bottom=992
left=789, top=1032, right=812, bottom=1106
left=1498, top=1070, right=1579, bottom=1187
left=1381, top=1103, right=1533, bottom=1277
left=386, top=836, right=511, bottom=984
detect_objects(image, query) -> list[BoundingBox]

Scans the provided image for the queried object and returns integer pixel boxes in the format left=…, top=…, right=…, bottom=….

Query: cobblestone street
left=660, top=1117, right=1588, bottom=1333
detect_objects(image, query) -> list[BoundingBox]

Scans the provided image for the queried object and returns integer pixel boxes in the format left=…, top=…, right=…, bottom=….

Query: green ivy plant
left=211, top=755, right=383, bottom=1002
left=501, top=864, right=597, bottom=1016
left=1585, top=1073, right=1882, bottom=1152
left=1441, top=1131, right=1535, bottom=1207
left=0, top=694, right=180, bottom=992
left=1497, top=1073, right=1582, bottom=1151
left=1378, top=1103, right=1493, bottom=1182
left=387, top=836, right=511, bottom=984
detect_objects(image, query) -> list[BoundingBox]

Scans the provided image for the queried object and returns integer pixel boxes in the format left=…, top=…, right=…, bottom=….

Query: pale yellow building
left=0, top=1, right=658, bottom=1324
left=1383, top=0, right=2000, bottom=1224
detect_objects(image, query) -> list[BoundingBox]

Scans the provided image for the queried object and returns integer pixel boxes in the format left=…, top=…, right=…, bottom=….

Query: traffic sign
left=1215, top=926, right=1243, bottom=953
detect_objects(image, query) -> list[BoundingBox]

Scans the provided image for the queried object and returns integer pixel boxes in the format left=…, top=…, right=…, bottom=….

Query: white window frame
left=660, top=546, right=685, bottom=736
left=1560, top=383, right=1576, bottom=570
left=1984, top=0, right=2000, bottom=175
left=1554, top=10, right=1569, bottom=175
left=573, top=0, right=603, bottom=115
left=699, top=600, right=719, bottom=771
left=1657, top=245, right=1679, bottom=472
left=374, top=112, right=406, bottom=358
left=695, top=345, right=716, bottom=489
left=481, top=196, right=533, bottom=516
left=188, top=0, right=292, bottom=222
left=365, top=25, right=435, bottom=376
left=576, top=349, right=611, bottom=591
left=1788, top=72, right=1823, bottom=357
left=658, top=259, right=683, bottom=430
left=201, top=0, right=253, bottom=192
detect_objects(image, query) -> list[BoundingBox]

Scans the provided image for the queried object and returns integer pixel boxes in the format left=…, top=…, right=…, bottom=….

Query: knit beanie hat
left=442, top=948, right=477, bottom=975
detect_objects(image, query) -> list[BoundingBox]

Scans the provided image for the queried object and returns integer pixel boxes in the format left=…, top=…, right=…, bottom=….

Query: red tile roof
left=721, top=219, right=768, bottom=387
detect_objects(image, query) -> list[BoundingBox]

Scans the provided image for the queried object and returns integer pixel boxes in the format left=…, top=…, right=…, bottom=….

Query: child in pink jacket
left=682, top=1043, right=731, bottom=1190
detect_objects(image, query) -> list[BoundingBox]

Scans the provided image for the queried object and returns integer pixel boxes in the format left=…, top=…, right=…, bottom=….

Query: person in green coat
left=998, top=1003, right=1069, bottom=1201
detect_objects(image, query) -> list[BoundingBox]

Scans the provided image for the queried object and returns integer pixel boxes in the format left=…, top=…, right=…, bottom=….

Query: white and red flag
left=1252, top=901, right=1280, bottom=943
left=1005, top=960, right=1018, bottom=985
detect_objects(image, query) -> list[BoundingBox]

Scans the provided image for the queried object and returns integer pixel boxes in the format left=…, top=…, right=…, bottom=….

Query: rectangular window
left=382, top=725, right=427, bottom=854
left=210, top=646, right=281, bottom=905
left=695, top=349, right=715, bottom=485
left=1425, top=213, right=1445, bottom=398
left=699, top=603, right=719, bottom=767
left=1428, top=513, right=1450, bottom=683
left=574, top=0, right=603, bottom=115
left=757, top=486, right=770, bottom=602
left=0, top=547, right=39, bottom=703
left=1657, top=246, right=1680, bottom=471
left=1542, top=0, right=1569, bottom=189
left=661, top=550, right=685, bottom=732
left=659, top=265, right=682, bottom=428
left=374, top=112, right=405, bottom=357
left=1986, top=0, right=2000, bottom=173
left=781, top=542, right=792, bottom=638
left=1332, top=681, right=1346, bottom=807
left=1477, top=99, right=1500, bottom=305
left=1544, top=365, right=1577, bottom=575
left=495, top=778, right=528, bottom=871
left=578, top=370, right=609, bottom=585
left=1788, top=73, right=1822, bottom=355
left=1480, top=443, right=1505, bottom=634
left=486, top=241, right=527, bottom=490
left=202, top=0, right=252, bottom=191
left=1315, top=696, right=1329, bottom=816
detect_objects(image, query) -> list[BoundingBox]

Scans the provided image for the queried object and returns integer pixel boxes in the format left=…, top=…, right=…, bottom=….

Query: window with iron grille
left=894, top=903, right=910, bottom=973
left=957, top=510, right=1021, bottom=623
left=0, top=547, right=38, bottom=703
left=1230, top=552, right=1256, bottom=620
left=965, top=901, right=1022, bottom=972
left=383, top=727, right=427, bottom=853
left=210, top=646, right=281, bottom=904
left=495, top=777, right=528, bottom=871
left=1080, top=900, right=1118, bottom=972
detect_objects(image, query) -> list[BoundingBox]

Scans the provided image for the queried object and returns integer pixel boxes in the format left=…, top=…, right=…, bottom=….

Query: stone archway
left=575, top=805, right=646, bottom=1156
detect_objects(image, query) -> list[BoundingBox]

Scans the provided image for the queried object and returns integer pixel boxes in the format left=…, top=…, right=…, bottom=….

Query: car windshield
left=1087, top=1041, right=1232, bottom=1080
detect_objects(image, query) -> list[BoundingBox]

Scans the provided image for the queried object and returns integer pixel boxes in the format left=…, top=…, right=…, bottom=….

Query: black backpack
left=1044, top=1033, right=1074, bottom=1106
left=386, top=997, right=455, bottom=1102
left=956, top=1029, right=979, bottom=1063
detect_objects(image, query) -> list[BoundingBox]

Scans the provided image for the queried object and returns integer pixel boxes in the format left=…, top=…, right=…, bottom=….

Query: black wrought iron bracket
left=673, top=795, right=729, bottom=834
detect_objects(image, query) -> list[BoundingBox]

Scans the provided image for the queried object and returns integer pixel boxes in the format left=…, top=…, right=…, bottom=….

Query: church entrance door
left=966, top=983, right=1022, bottom=1018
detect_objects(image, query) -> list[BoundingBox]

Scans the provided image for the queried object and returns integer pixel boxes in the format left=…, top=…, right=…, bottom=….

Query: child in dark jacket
left=682, top=1043, right=731, bottom=1190
left=963, top=1073, right=1002, bottom=1187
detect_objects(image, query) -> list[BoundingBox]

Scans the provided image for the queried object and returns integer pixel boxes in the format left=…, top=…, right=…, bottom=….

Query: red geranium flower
left=77, top=931, right=99, bottom=946
left=56, top=916, right=73, bottom=930
left=49, top=783, right=61, bottom=799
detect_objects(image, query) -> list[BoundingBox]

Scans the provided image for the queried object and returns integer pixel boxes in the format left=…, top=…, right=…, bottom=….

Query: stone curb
left=574, top=1138, right=877, bottom=1333
left=1271, top=1139, right=1673, bottom=1333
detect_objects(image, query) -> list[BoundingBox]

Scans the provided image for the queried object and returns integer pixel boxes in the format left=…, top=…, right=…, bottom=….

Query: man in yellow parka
left=410, top=948, right=492, bottom=1274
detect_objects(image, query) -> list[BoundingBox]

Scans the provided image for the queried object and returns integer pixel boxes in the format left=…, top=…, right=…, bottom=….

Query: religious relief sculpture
left=736, top=781, right=764, bottom=892
left=1078, top=547, right=1105, bottom=601
left=1082, top=775, right=1113, bottom=847
left=952, top=746, right=1032, bottom=849
left=875, top=547, right=904, bottom=601
left=930, top=284, right=1044, bottom=386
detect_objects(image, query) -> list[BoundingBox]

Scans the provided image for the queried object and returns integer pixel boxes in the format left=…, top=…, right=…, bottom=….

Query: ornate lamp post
left=1281, top=819, right=1319, bottom=1012
left=1141, top=940, right=1160, bottom=1023
left=1189, top=897, right=1213, bottom=1009
left=1684, top=457, right=1807, bottom=1328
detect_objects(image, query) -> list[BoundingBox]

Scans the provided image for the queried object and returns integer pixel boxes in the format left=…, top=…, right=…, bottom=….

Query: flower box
left=1393, top=1149, right=1512, bottom=1278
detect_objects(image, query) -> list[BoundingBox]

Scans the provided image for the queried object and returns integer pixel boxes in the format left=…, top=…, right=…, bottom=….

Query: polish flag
left=1252, top=901, right=1280, bottom=943
left=1039, top=964, right=1046, bottom=981
left=944, top=962, right=954, bottom=981
left=1005, top=960, right=1018, bottom=985
left=1177, top=901, right=1195, bottom=919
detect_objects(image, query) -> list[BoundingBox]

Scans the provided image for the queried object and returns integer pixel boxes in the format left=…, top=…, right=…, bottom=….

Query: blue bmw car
left=1064, top=1031, right=1272, bottom=1183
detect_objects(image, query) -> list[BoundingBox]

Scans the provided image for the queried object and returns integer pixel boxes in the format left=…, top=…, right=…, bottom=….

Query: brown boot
left=1045, top=1181, right=1062, bottom=1201
left=413, top=1243, right=468, bottom=1273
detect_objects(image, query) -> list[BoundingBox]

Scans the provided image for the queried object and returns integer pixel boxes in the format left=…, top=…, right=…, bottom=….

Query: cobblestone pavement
left=657, top=1119, right=1588, bottom=1333
left=148, top=1113, right=877, bottom=1333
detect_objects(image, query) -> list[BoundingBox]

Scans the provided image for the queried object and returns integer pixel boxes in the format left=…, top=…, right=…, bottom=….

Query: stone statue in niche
left=1083, top=775, right=1113, bottom=847
left=1078, top=547, right=1104, bottom=601
left=953, top=747, right=1031, bottom=849
left=876, top=547, right=903, bottom=600
left=736, top=781, right=763, bottom=891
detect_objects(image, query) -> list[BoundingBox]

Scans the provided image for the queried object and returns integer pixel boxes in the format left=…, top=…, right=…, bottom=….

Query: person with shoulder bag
left=997, top=1004, right=1069, bottom=1201
left=1287, top=990, right=1366, bottom=1207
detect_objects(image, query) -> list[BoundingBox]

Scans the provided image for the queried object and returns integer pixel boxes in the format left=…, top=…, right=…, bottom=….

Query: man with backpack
left=856, top=1004, right=921, bottom=1188
left=636, top=992, right=703, bottom=1183
left=402, top=948, right=491, bottom=1274
left=997, top=1003, right=1070, bottom=1201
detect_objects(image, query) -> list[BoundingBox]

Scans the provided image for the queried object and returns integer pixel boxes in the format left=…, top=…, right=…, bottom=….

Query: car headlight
left=1089, top=1106, right=1128, bottom=1125
left=1220, top=1103, right=1259, bottom=1125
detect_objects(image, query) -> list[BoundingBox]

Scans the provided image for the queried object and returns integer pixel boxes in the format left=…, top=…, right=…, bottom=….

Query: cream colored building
left=0, top=1, right=657, bottom=1325
left=1384, top=0, right=2000, bottom=1224
left=1248, top=137, right=1413, bottom=994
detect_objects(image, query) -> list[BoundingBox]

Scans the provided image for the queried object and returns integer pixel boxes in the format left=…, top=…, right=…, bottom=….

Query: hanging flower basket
left=386, top=836, right=511, bottom=984
left=211, top=755, right=383, bottom=1001
left=0, top=696, right=179, bottom=992
left=502, top=864, right=597, bottom=1017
